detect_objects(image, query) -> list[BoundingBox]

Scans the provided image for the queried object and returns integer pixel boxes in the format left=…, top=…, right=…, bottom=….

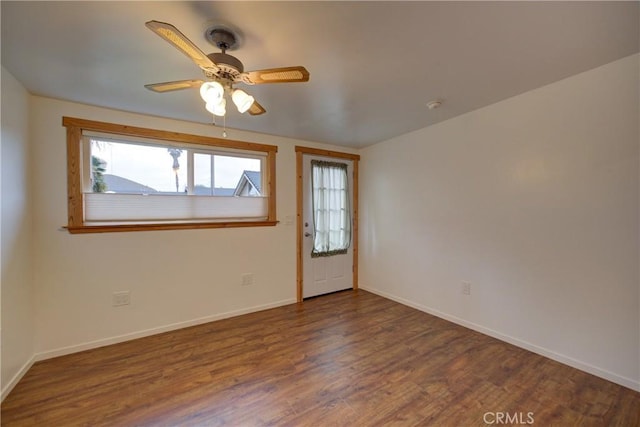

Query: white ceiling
left=2, top=1, right=638, bottom=148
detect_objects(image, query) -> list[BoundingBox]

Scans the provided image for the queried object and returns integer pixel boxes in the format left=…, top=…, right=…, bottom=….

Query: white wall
left=1, top=67, right=35, bottom=399
left=29, top=97, right=356, bottom=358
left=360, top=54, right=640, bottom=390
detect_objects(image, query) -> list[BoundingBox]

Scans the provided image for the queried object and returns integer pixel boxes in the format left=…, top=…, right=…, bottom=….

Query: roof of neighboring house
left=193, top=185, right=236, bottom=196
left=234, top=170, right=262, bottom=196
left=103, top=174, right=157, bottom=194
left=214, top=188, right=236, bottom=196
left=102, top=174, right=250, bottom=196
left=244, top=171, right=261, bottom=194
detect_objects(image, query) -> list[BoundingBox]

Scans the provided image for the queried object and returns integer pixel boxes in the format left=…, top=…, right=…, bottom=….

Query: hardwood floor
left=2, top=290, right=638, bottom=426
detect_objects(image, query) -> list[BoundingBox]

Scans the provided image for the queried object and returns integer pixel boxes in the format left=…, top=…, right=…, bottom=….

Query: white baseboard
left=34, top=298, right=296, bottom=362
left=1, top=354, right=36, bottom=402
left=360, top=285, right=640, bottom=392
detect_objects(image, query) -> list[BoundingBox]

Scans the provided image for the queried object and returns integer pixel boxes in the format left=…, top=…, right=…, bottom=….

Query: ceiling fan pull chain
left=223, top=115, right=228, bottom=138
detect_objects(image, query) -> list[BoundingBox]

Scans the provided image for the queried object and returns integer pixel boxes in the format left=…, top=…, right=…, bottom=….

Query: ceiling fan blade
left=240, top=66, right=309, bottom=85
left=248, top=99, right=266, bottom=116
left=145, top=20, right=218, bottom=72
left=144, top=79, right=204, bottom=93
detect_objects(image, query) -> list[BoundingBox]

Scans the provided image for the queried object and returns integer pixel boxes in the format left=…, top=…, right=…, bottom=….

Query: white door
left=302, top=155, right=354, bottom=298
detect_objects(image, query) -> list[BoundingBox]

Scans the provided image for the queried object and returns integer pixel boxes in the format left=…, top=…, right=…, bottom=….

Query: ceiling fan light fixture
left=205, top=98, right=226, bottom=117
left=200, top=81, right=224, bottom=104
left=232, top=89, right=255, bottom=114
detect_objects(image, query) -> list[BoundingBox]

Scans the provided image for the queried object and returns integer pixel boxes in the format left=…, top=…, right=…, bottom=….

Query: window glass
left=82, top=135, right=268, bottom=225
left=192, top=153, right=261, bottom=196
left=90, top=140, right=188, bottom=194
left=194, top=153, right=213, bottom=195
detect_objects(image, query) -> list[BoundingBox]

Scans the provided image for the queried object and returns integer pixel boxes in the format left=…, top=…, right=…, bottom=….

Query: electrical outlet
left=241, top=273, right=254, bottom=286
left=461, top=282, right=471, bottom=295
left=112, top=291, right=131, bottom=306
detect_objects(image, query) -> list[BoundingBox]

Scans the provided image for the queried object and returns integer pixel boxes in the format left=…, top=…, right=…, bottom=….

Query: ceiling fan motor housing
left=204, top=27, right=244, bottom=79
left=207, top=52, right=244, bottom=77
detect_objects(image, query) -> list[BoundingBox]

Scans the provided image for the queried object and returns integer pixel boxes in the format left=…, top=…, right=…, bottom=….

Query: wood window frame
left=295, top=146, right=360, bottom=302
left=63, top=116, right=278, bottom=234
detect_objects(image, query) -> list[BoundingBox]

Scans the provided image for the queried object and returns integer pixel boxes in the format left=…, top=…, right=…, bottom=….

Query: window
left=63, top=117, right=277, bottom=233
left=311, top=160, right=351, bottom=257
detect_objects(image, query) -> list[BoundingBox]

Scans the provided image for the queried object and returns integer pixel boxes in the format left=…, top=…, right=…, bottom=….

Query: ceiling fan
left=144, top=20, right=310, bottom=117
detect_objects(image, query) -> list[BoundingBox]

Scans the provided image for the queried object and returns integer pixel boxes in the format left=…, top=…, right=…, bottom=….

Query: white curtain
left=311, top=160, right=351, bottom=257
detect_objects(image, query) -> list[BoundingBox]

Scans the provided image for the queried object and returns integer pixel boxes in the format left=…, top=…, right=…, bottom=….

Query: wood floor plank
left=2, top=290, right=638, bottom=426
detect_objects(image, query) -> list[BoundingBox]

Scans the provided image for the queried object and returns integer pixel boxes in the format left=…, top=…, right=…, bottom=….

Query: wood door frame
left=295, top=146, right=360, bottom=303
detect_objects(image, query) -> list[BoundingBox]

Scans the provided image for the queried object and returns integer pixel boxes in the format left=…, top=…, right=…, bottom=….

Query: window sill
left=66, top=220, right=279, bottom=234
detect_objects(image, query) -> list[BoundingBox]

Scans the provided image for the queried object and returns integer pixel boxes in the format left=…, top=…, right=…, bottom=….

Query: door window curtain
left=311, top=160, right=351, bottom=257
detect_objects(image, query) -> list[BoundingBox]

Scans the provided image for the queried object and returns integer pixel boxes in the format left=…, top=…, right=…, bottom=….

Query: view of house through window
left=83, top=136, right=267, bottom=225
left=90, top=139, right=262, bottom=197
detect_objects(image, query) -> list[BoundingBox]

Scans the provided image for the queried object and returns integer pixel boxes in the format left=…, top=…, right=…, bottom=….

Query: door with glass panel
left=302, top=155, right=354, bottom=298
